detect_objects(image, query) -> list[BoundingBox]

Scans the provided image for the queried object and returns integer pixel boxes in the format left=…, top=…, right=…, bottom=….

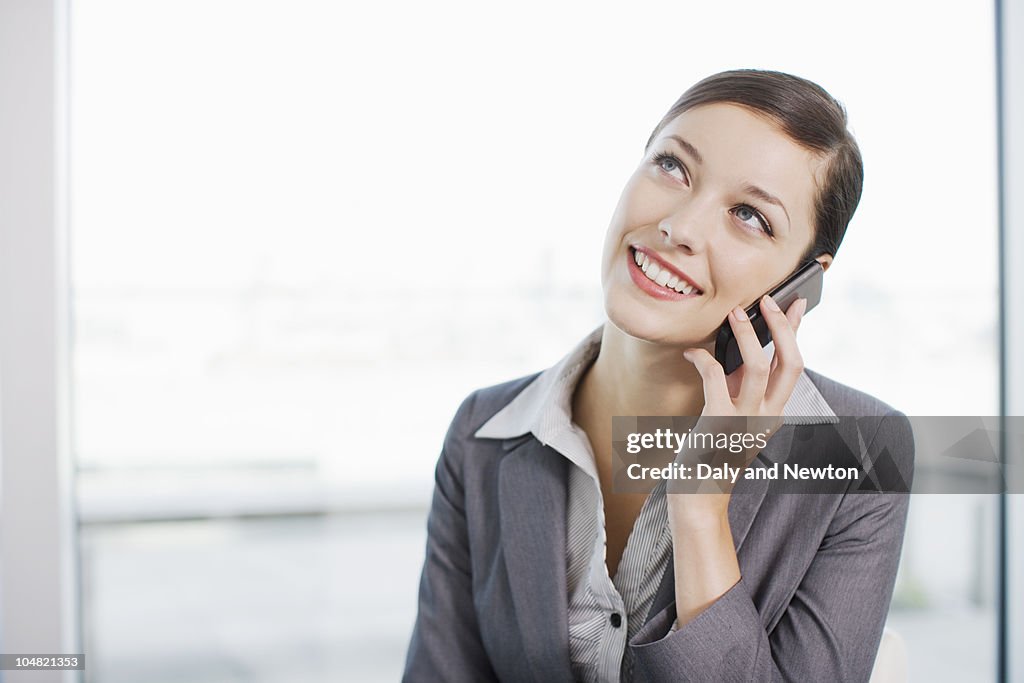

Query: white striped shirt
left=474, top=323, right=839, bottom=682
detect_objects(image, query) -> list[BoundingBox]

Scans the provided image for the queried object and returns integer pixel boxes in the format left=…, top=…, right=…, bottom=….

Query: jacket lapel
left=498, top=436, right=575, bottom=683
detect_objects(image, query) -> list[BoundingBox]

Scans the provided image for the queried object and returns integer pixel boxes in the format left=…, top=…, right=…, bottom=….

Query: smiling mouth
left=629, top=247, right=704, bottom=296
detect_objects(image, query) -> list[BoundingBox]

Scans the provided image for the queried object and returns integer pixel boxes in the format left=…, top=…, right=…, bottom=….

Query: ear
left=814, top=253, right=833, bottom=273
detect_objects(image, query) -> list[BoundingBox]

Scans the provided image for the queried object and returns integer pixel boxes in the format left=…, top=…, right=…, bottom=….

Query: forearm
left=669, top=504, right=741, bottom=628
left=634, top=491, right=908, bottom=683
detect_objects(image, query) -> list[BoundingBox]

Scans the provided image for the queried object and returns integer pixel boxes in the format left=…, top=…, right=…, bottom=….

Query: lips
left=626, top=246, right=704, bottom=301
left=629, top=246, right=704, bottom=295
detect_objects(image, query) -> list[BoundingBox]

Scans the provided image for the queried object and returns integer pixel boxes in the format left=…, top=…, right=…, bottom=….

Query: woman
left=403, top=69, right=914, bottom=682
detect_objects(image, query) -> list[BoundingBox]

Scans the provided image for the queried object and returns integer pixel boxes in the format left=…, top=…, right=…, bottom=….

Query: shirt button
left=610, top=612, right=622, bottom=628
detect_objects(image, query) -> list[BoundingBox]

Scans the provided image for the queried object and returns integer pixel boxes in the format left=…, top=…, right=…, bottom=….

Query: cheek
left=717, top=259, right=790, bottom=309
left=711, top=255, right=766, bottom=305
left=607, top=173, right=672, bottom=235
left=603, top=179, right=669, bottom=270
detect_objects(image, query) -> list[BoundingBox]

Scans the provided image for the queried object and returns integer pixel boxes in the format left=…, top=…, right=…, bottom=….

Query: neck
left=573, top=322, right=711, bottom=427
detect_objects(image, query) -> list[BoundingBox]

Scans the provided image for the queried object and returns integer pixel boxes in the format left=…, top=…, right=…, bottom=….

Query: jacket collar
left=475, top=323, right=838, bottom=443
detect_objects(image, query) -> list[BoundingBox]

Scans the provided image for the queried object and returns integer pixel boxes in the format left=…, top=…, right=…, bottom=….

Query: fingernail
left=763, top=295, right=780, bottom=312
left=732, top=306, right=748, bottom=321
left=798, top=297, right=808, bottom=315
left=682, top=350, right=694, bottom=362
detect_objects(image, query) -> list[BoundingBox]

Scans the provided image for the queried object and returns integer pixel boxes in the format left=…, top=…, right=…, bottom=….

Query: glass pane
left=71, top=0, right=999, bottom=680
left=80, top=514, right=425, bottom=683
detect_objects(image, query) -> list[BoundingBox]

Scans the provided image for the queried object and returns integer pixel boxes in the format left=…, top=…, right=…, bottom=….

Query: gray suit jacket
left=402, top=368, right=914, bottom=683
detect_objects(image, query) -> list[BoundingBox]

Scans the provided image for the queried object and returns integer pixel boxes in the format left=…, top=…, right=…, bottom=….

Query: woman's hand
left=671, top=294, right=808, bottom=516
left=688, top=293, right=808, bottom=417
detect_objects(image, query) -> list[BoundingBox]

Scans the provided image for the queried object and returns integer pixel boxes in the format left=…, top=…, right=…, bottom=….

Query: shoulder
left=801, top=368, right=915, bottom=486
left=441, top=371, right=542, bottom=445
left=468, top=371, right=543, bottom=425
left=802, top=367, right=901, bottom=418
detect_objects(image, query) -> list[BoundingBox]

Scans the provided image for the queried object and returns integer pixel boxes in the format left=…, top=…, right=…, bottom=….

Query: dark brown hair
left=644, top=69, right=863, bottom=264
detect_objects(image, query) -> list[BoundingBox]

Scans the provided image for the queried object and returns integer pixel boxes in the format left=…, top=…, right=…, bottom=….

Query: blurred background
left=1, top=0, right=1020, bottom=681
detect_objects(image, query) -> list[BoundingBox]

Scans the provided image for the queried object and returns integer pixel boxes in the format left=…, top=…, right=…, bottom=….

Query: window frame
left=0, top=0, right=81, bottom=678
left=997, top=0, right=1024, bottom=678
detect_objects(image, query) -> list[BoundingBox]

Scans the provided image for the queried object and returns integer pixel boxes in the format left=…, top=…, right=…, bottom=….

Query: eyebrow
left=666, top=135, right=704, bottom=165
left=745, top=184, right=790, bottom=229
left=666, top=134, right=791, bottom=228
left=742, top=184, right=791, bottom=226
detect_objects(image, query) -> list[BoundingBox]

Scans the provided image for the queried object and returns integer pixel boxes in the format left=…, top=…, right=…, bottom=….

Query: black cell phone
left=713, top=260, right=824, bottom=375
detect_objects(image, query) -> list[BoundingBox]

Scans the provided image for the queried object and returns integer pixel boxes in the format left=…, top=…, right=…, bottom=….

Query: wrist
left=667, top=495, right=731, bottom=529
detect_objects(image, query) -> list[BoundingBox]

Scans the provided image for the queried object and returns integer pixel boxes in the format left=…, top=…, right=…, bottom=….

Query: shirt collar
left=474, top=323, right=838, bottom=443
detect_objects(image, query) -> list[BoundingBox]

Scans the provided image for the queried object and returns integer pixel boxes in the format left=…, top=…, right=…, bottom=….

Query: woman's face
left=601, top=101, right=832, bottom=346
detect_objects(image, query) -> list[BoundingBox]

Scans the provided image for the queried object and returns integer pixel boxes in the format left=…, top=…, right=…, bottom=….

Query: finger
left=682, top=348, right=732, bottom=414
left=771, top=297, right=806, bottom=375
left=763, top=295, right=805, bottom=413
left=788, top=297, right=808, bottom=335
left=728, top=303, right=771, bottom=413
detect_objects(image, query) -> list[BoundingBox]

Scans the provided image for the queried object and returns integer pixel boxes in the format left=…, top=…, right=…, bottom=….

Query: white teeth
left=632, top=249, right=701, bottom=295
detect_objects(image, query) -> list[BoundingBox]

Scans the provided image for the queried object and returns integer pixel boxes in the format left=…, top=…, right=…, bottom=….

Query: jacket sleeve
left=402, top=391, right=499, bottom=683
left=629, top=410, right=915, bottom=683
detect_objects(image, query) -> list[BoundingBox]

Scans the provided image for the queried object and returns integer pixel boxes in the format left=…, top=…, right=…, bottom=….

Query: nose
left=659, top=199, right=715, bottom=255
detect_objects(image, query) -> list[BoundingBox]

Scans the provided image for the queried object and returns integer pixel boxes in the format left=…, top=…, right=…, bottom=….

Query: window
left=64, top=1, right=1001, bottom=681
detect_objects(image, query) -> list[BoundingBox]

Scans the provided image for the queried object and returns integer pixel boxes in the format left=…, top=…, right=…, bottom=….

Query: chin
left=603, top=293, right=706, bottom=347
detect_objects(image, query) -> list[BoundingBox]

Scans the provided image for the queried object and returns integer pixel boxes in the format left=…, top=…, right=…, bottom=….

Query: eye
left=733, top=204, right=774, bottom=237
left=651, top=150, right=688, bottom=183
